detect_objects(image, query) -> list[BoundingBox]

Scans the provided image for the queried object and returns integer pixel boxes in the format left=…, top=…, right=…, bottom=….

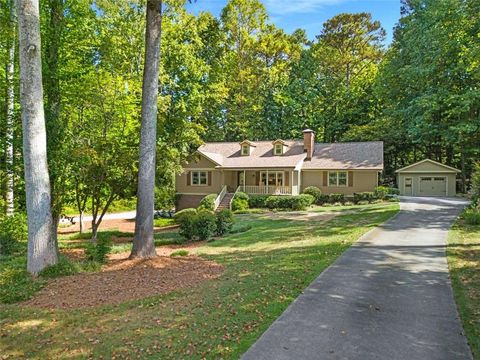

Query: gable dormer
left=239, top=140, right=256, bottom=156
left=272, top=139, right=288, bottom=155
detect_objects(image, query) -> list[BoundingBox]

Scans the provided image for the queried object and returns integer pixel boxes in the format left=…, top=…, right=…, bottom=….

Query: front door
left=404, top=177, right=413, bottom=196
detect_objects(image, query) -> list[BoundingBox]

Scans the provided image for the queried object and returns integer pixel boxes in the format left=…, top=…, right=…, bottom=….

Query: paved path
left=242, top=197, right=472, bottom=360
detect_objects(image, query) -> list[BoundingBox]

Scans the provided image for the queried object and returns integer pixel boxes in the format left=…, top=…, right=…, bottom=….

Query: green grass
left=448, top=218, right=480, bottom=359
left=154, top=218, right=176, bottom=228
left=0, top=202, right=398, bottom=359
left=63, top=198, right=137, bottom=215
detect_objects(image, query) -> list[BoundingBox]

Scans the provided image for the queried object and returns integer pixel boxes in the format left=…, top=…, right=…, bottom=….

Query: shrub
left=353, top=192, right=375, bottom=204
left=302, top=186, right=322, bottom=203
left=464, top=209, right=480, bottom=225
left=216, top=209, right=234, bottom=236
left=40, top=256, right=82, bottom=278
left=265, top=194, right=314, bottom=210
left=0, top=214, right=27, bottom=256
left=357, top=200, right=370, bottom=205
left=84, top=237, right=112, bottom=263
left=196, top=210, right=217, bottom=241
left=198, top=193, right=217, bottom=211
left=316, top=194, right=330, bottom=205
left=471, top=162, right=480, bottom=199
left=170, top=250, right=189, bottom=257
left=388, top=187, right=400, bottom=195
left=174, top=208, right=197, bottom=223
left=374, top=186, right=390, bottom=200
left=249, top=195, right=270, bottom=208
left=232, top=192, right=249, bottom=211
left=329, top=193, right=345, bottom=204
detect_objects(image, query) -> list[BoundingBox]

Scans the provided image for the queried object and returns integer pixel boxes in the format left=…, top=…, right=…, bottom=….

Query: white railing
left=214, top=185, right=228, bottom=210
left=240, top=185, right=292, bottom=195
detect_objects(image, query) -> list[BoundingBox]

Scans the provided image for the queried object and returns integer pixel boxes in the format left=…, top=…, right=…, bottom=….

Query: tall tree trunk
left=130, top=0, right=162, bottom=259
left=5, top=0, right=16, bottom=216
left=17, top=0, right=57, bottom=274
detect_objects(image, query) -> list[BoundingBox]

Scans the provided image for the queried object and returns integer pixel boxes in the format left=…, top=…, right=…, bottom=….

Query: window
left=241, top=145, right=249, bottom=156
left=274, top=144, right=283, bottom=155
left=260, top=171, right=284, bottom=186
left=191, top=171, right=207, bottom=186
left=328, top=171, right=348, bottom=187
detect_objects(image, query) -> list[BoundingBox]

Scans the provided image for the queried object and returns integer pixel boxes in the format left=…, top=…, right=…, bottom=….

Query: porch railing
left=214, top=185, right=228, bottom=211
left=240, top=185, right=292, bottom=195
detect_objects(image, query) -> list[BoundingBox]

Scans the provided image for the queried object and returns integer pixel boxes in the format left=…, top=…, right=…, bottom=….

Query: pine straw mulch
left=22, top=253, right=223, bottom=310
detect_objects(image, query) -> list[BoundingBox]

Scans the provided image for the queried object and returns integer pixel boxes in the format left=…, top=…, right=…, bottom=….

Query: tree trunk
left=5, top=0, right=16, bottom=216
left=17, top=0, right=57, bottom=274
left=79, top=210, right=84, bottom=234
left=130, top=0, right=162, bottom=259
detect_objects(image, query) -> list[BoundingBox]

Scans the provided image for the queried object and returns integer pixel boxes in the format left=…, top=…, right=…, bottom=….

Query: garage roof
left=395, top=159, right=461, bottom=173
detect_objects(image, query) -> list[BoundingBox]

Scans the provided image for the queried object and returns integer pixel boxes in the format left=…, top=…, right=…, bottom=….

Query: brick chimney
left=303, top=129, right=315, bottom=160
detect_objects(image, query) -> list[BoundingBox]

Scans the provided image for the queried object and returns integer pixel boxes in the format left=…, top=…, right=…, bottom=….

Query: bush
left=353, top=192, right=375, bottom=204
left=374, top=186, right=390, bottom=200
left=84, top=237, right=112, bottom=263
left=216, top=209, right=234, bottom=236
left=357, top=200, right=370, bottom=205
left=196, top=210, right=217, bottom=241
left=302, top=186, right=322, bottom=203
left=40, top=256, right=82, bottom=278
left=232, top=192, right=249, bottom=211
left=329, top=193, right=345, bottom=204
left=388, top=187, right=400, bottom=195
left=177, top=209, right=198, bottom=240
left=249, top=195, right=270, bottom=208
left=265, top=194, right=314, bottom=210
left=471, top=162, right=480, bottom=199
left=198, top=193, right=217, bottom=211
left=174, top=208, right=197, bottom=223
left=316, top=194, right=330, bottom=205
left=0, top=214, right=27, bottom=256
left=464, top=209, right=480, bottom=225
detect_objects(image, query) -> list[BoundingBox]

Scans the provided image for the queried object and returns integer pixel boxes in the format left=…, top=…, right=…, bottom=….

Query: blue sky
left=186, top=0, right=401, bottom=44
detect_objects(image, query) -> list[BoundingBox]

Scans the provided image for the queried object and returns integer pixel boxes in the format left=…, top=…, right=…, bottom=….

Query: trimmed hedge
left=198, top=193, right=217, bottom=211
left=373, top=186, right=389, bottom=200
left=196, top=210, right=217, bottom=241
left=215, top=209, right=234, bottom=236
left=176, top=208, right=234, bottom=241
left=329, top=193, right=345, bottom=204
left=302, top=186, right=322, bottom=203
left=248, top=195, right=270, bottom=209
left=265, top=194, right=314, bottom=210
left=353, top=192, right=375, bottom=204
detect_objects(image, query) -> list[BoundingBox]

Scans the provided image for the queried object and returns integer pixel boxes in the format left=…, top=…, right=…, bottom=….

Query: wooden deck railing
left=240, top=185, right=292, bottom=195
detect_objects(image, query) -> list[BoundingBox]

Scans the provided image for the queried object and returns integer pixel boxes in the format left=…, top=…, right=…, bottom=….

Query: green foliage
left=153, top=218, right=175, bottom=228
left=198, top=194, right=217, bottom=211
left=174, top=208, right=197, bottom=222
left=354, top=192, right=376, bottom=204
left=265, top=194, right=314, bottom=210
left=463, top=209, right=480, bottom=225
left=329, top=193, right=345, bottom=204
left=0, top=214, right=27, bottom=256
left=248, top=195, right=270, bottom=209
left=84, top=237, right=112, bottom=264
left=373, top=186, right=390, bottom=200
left=39, top=256, right=83, bottom=278
left=170, top=250, right=189, bottom=257
left=229, top=223, right=253, bottom=234
left=215, top=209, right=234, bottom=236
left=471, top=163, right=480, bottom=200
left=195, top=210, right=217, bottom=241
left=302, top=186, right=322, bottom=203
left=232, top=192, right=249, bottom=211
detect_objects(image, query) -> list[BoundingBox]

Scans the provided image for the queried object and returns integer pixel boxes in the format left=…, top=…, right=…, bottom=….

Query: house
left=396, top=159, right=460, bottom=197
left=175, top=129, right=384, bottom=210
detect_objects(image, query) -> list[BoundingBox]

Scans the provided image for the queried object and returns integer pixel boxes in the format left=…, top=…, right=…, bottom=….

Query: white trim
left=395, top=158, right=460, bottom=173
left=403, top=177, right=413, bottom=196
left=327, top=171, right=348, bottom=187
left=191, top=170, right=208, bottom=186
left=184, top=167, right=216, bottom=171
left=176, top=192, right=210, bottom=196
left=417, top=175, right=448, bottom=196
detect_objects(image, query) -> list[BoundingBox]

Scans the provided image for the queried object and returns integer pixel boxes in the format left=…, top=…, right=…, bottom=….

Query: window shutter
left=348, top=172, right=354, bottom=187
left=323, top=172, right=328, bottom=186
left=187, top=171, right=191, bottom=186
left=208, top=171, right=212, bottom=186
left=284, top=171, right=289, bottom=186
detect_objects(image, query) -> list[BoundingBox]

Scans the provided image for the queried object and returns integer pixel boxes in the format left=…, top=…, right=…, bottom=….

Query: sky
left=185, top=0, right=402, bottom=44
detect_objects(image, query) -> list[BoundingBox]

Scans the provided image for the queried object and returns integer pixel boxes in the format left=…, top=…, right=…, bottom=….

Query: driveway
left=242, top=197, right=473, bottom=360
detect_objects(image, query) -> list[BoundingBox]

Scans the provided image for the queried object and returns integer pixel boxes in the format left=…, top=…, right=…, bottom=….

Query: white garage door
left=419, top=177, right=447, bottom=196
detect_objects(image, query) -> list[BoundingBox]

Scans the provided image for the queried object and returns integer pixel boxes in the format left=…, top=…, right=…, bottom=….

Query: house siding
left=301, top=170, right=378, bottom=195
left=175, top=155, right=222, bottom=195
left=397, top=172, right=456, bottom=197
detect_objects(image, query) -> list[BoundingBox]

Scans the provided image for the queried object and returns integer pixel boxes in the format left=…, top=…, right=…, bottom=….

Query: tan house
left=396, top=159, right=460, bottom=197
left=175, top=129, right=384, bottom=210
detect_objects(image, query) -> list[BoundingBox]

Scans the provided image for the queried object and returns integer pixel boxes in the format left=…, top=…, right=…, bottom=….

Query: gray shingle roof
left=197, top=140, right=383, bottom=170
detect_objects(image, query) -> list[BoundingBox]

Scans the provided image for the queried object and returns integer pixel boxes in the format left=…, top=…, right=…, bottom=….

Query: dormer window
left=272, top=139, right=288, bottom=156
left=239, top=140, right=256, bottom=156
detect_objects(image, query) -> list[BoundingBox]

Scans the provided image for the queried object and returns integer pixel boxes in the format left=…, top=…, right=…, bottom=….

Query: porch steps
left=216, top=193, right=235, bottom=211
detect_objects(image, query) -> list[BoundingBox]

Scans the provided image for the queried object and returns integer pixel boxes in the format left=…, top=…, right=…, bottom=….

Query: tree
left=16, top=0, right=57, bottom=274
left=130, top=0, right=162, bottom=259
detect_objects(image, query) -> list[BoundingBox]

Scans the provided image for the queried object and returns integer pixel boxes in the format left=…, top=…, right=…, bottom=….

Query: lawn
left=0, top=202, right=398, bottom=359
left=448, top=218, right=480, bottom=360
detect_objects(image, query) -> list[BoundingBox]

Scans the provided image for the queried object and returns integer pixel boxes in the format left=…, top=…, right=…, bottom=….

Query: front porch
left=222, top=169, right=300, bottom=196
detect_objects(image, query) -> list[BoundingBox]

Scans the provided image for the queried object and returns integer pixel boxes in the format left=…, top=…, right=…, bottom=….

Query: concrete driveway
left=242, top=197, right=473, bottom=360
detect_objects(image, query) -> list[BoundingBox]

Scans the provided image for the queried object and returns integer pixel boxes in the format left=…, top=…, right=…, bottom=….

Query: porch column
left=266, top=169, right=269, bottom=194
left=243, top=170, right=246, bottom=192
left=291, top=170, right=294, bottom=195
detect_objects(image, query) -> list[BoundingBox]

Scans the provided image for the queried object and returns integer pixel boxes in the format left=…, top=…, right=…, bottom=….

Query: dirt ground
left=58, top=217, right=177, bottom=234
left=23, top=251, right=223, bottom=310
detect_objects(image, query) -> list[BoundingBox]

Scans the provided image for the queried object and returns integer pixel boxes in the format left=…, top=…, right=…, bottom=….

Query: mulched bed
left=23, top=255, right=223, bottom=310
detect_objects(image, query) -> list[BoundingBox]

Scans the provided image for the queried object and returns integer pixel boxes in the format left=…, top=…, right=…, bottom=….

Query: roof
left=302, top=142, right=384, bottom=170
left=197, top=140, right=384, bottom=170
left=395, top=159, right=461, bottom=173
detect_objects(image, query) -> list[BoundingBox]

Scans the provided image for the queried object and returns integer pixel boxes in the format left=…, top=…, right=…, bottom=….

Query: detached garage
left=396, top=159, right=460, bottom=197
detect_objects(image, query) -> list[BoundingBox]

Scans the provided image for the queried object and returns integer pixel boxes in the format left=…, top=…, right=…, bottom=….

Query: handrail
left=214, top=185, right=228, bottom=211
